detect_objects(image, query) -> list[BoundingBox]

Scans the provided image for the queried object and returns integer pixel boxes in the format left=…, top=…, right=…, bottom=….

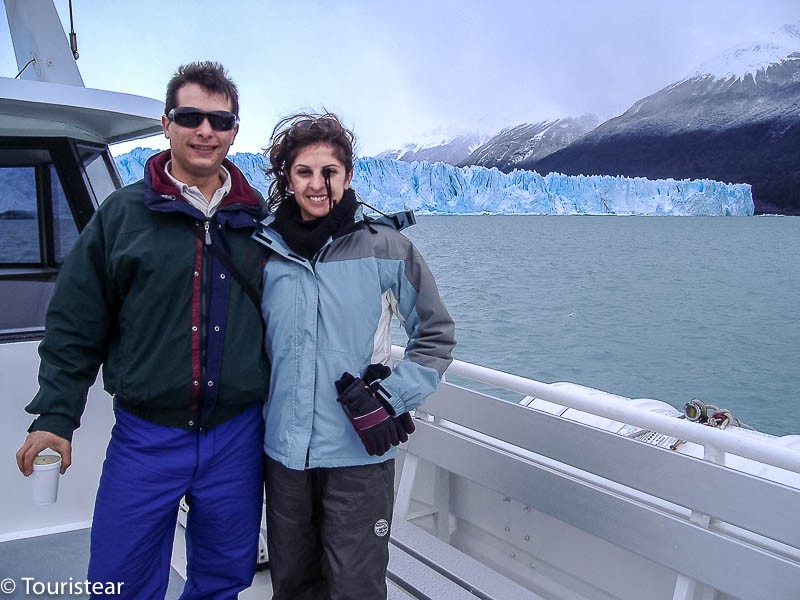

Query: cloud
left=12, top=0, right=796, bottom=155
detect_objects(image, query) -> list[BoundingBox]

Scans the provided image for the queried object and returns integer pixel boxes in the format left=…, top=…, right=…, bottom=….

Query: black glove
left=335, top=372, right=399, bottom=456
left=362, top=363, right=392, bottom=387
left=361, top=364, right=416, bottom=442
left=395, top=412, right=416, bottom=441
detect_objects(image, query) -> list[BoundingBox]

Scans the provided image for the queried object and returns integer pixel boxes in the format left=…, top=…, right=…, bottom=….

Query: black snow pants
left=264, top=455, right=395, bottom=600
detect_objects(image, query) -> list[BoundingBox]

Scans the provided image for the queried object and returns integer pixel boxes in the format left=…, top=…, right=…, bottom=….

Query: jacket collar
left=143, top=150, right=264, bottom=228
left=251, top=204, right=361, bottom=265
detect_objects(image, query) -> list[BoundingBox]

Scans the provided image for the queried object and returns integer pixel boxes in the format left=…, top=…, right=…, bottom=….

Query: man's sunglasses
left=167, top=107, right=238, bottom=131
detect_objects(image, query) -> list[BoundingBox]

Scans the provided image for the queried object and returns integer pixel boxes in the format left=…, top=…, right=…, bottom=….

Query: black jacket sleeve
left=26, top=210, right=117, bottom=442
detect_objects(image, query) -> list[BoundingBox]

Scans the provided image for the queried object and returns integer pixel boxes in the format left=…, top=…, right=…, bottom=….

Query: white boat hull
left=1, top=340, right=113, bottom=543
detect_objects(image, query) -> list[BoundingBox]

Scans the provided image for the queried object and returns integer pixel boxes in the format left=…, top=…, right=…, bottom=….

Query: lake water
left=0, top=218, right=79, bottom=264
left=4, top=213, right=798, bottom=437
left=399, top=216, right=800, bottom=437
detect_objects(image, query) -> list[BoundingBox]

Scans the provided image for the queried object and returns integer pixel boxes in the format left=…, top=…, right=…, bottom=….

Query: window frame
left=0, top=137, right=118, bottom=341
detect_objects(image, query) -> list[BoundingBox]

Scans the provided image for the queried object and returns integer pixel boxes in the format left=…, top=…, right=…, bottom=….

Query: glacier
left=113, top=148, right=754, bottom=216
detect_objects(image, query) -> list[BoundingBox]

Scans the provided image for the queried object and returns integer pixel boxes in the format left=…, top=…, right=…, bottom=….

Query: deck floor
left=2, top=529, right=201, bottom=599
left=0, top=529, right=411, bottom=599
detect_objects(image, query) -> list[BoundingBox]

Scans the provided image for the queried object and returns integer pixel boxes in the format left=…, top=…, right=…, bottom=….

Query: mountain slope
left=375, top=133, right=487, bottom=165
left=526, top=23, right=800, bottom=215
left=460, top=115, right=599, bottom=170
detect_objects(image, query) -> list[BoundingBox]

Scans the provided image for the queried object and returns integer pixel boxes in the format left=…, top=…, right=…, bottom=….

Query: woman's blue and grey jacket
left=253, top=210, right=455, bottom=469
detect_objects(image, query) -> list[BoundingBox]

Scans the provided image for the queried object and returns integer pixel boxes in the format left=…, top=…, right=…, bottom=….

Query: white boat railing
left=392, top=346, right=800, bottom=475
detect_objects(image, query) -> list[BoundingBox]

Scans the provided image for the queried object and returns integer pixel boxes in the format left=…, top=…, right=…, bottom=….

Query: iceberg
left=113, top=149, right=754, bottom=216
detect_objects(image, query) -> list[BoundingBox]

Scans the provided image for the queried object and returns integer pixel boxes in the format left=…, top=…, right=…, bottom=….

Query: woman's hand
left=335, top=372, right=399, bottom=456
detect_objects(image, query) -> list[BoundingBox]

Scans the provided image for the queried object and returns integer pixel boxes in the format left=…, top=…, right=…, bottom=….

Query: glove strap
left=369, top=381, right=394, bottom=414
left=352, top=407, right=390, bottom=431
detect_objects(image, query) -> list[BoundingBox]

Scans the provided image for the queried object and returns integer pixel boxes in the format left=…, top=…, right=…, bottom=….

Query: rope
left=702, top=404, right=754, bottom=430
left=14, top=58, right=36, bottom=79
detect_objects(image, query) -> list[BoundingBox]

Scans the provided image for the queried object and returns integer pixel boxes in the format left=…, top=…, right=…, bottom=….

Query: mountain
left=375, top=132, right=488, bottom=165
left=112, top=150, right=753, bottom=216
left=526, top=23, right=800, bottom=215
left=459, top=115, right=599, bottom=171
left=375, top=116, right=599, bottom=171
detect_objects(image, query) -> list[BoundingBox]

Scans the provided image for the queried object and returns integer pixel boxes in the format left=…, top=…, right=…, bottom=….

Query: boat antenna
left=68, top=0, right=79, bottom=60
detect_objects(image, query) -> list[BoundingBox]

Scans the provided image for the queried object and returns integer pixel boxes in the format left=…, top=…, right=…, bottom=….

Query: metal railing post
left=671, top=442, right=725, bottom=600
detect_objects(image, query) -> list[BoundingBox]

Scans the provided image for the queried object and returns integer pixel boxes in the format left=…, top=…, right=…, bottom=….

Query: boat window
left=0, top=144, right=82, bottom=341
left=0, top=166, right=40, bottom=263
left=77, top=144, right=120, bottom=206
left=52, top=165, right=80, bottom=262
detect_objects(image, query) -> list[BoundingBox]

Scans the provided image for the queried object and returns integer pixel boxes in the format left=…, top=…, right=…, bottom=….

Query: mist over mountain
left=375, top=133, right=488, bottom=165
left=374, top=115, right=598, bottom=171
left=459, top=115, right=599, bottom=170
left=526, top=23, right=800, bottom=215
left=112, top=150, right=752, bottom=216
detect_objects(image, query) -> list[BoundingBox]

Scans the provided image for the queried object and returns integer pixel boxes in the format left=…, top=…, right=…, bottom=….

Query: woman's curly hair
left=263, top=112, right=356, bottom=211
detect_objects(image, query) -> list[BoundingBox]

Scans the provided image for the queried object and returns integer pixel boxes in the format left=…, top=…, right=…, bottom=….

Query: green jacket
left=26, top=151, right=270, bottom=441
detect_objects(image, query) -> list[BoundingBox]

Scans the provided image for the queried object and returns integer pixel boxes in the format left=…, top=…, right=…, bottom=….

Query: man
left=15, top=62, right=269, bottom=599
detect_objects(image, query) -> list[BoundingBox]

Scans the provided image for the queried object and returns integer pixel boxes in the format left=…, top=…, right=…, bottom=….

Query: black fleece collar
left=270, top=189, right=360, bottom=260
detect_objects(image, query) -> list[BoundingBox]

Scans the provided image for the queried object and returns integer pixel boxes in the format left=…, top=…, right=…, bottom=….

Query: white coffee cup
left=31, top=454, right=62, bottom=505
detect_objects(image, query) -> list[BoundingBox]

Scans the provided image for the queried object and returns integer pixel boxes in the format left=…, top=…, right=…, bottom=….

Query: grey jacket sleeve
left=380, top=235, right=455, bottom=413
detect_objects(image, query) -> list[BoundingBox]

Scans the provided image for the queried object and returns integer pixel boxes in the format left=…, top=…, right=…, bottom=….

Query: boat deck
left=0, top=528, right=425, bottom=599
left=0, top=530, right=185, bottom=600
left=4, top=343, right=800, bottom=599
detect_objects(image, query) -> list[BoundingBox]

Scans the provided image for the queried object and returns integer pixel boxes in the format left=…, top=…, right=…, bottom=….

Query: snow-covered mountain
left=375, top=132, right=488, bottom=165
left=458, top=115, right=599, bottom=171
left=528, top=22, right=800, bottom=215
left=112, top=150, right=753, bottom=216
left=374, top=115, right=598, bottom=171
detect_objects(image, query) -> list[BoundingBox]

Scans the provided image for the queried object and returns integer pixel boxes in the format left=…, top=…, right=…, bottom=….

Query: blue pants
left=87, top=405, right=264, bottom=600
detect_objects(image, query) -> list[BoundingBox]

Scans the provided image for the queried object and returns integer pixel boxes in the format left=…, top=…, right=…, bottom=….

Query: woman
left=253, top=112, right=455, bottom=599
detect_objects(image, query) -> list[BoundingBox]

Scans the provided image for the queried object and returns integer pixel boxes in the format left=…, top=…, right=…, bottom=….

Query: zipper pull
left=204, top=221, right=211, bottom=245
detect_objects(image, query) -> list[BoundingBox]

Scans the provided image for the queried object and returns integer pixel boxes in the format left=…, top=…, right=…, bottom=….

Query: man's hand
left=16, top=431, right=72, bottom=476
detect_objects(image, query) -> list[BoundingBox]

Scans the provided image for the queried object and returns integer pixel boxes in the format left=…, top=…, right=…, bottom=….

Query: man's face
left=161, top=82, right=238, bottom=185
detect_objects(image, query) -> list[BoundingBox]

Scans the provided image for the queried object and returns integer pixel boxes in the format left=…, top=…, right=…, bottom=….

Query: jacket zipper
left=199, top=220, right=212, bottom=424
left=311, top=238, right=335, bottom=267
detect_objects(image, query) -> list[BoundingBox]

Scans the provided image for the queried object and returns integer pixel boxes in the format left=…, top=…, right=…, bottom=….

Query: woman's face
left=288, top=143, right=353, bottom=221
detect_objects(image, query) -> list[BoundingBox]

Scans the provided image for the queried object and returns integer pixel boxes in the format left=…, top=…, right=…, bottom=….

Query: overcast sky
left=2, top=0, right=799, bottom=155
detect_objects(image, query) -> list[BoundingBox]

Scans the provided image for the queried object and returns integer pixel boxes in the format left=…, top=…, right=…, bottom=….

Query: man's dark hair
left=164, top=61, right=239, bottom=117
